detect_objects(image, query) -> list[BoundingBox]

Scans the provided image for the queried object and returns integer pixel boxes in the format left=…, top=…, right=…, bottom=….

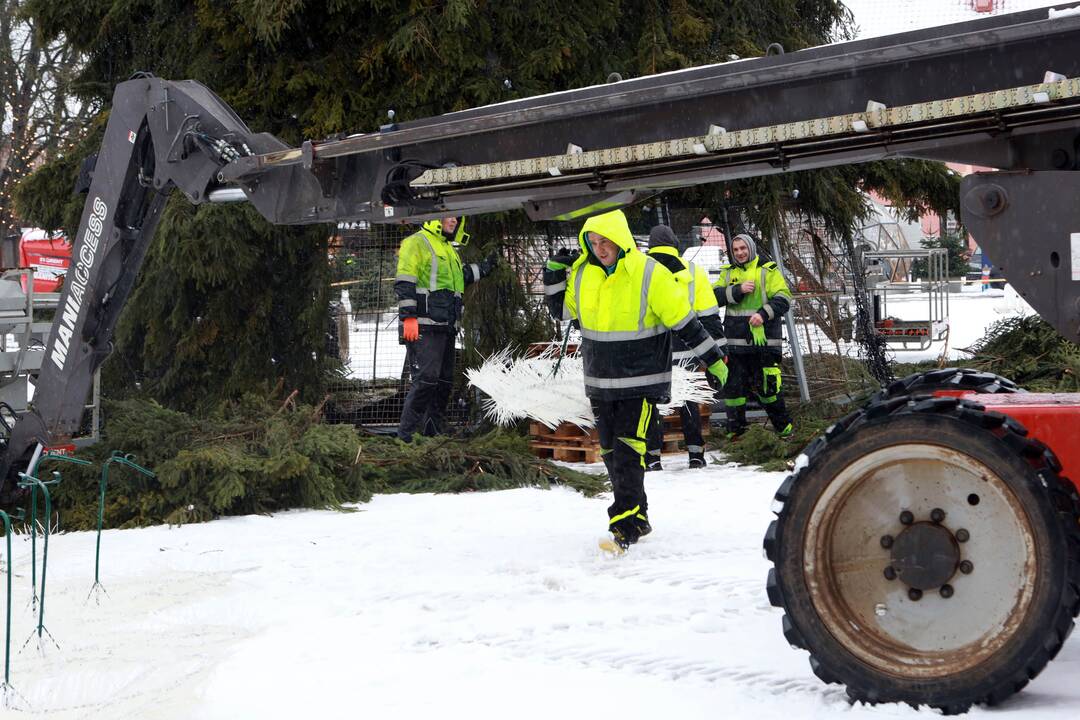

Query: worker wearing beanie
left=643, top=225, right=727, bottom=470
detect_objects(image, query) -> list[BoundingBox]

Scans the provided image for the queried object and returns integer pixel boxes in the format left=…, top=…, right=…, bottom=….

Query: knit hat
left=648, top=224, right=678, bottom=249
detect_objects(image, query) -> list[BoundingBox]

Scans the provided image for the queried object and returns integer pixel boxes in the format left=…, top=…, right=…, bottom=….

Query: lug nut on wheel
left=930, top=508, right=946, bottom=523
left=959, top=560, right=974, bottom=574
left=883, top=566, right=897, bottom=581
left=899, top=510, right=914, bottom=525
left=880, top=534, right=894, bottom=549
left=940, top=584, right=954, bottom=598
left=908, top=588, right=923, bottom=601
left=956, top=528, right=970, bottom=542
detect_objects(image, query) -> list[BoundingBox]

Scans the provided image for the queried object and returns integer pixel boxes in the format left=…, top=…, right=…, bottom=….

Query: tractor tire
left=872, top=367, right=1020, bottom=403
left=764, top=395, right=1080, bottom=713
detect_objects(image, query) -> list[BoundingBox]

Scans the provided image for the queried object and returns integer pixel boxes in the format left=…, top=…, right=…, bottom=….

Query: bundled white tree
left=468, top=347, right=716, bottom=429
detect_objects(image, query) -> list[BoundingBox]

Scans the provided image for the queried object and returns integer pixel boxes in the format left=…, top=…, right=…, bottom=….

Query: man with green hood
left=544, top=209, right=729, bottom=550
left=713, top=233, right=794, bottom=438
left=395, top=215, right=496, bottom=442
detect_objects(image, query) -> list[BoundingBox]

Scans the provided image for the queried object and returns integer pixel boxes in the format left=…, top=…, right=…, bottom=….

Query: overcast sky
left=843, top=0, right=1064, bottom=39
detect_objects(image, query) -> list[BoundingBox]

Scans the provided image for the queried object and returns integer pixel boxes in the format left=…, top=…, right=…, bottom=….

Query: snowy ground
left=1, top=285, right=1071, bottom=718
left=794, top=282, right=1034, bottom=365
left=2, top=455, right=1078, bottom=718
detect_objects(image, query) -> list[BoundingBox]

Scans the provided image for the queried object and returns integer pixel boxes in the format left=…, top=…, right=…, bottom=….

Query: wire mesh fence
left=323, top=207, right=891, bottom=433
left=324, top=222, right=471, bottom=430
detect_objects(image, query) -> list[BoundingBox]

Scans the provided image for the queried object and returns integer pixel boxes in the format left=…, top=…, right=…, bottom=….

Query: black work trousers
left=724, top=352, right=791, bottom=433
left=591, top=397, right=654, bottom=536
left=398, top=328, right=456, bottom=441
left=645, top=402, right=704, bottom=465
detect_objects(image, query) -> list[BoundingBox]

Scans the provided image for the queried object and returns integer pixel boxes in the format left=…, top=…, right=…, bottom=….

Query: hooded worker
left=713, top=233, right=793, bottom=438
left=544, top=209, right=728, bottom=550
left=643, top=224, right=727, bottom=470
left=394, top=216, right=497, bottom=442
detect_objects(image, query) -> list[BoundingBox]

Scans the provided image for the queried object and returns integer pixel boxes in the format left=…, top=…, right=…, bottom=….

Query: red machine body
left=970, top=393, right=1080, bottom=493
left=18, top=228, right=71, bottom=293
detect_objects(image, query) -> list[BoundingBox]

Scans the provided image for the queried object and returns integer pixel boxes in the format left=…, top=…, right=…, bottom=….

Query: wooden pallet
left=530, top=441, right=603, bottom=464
left=528, top=414, right=705, bottom=461
left=660, top=404, right=712, bottom=438
left=530, top=421, right=600, bottom=462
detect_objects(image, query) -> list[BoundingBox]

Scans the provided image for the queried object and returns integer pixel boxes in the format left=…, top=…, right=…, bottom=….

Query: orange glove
left=402, top=317, right=419, bottom=342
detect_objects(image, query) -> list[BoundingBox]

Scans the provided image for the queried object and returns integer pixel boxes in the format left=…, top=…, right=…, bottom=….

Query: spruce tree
left=14, top=0, right=952, bottom=413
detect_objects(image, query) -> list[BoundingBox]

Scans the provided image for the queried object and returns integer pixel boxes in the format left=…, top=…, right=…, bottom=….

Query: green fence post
left=25, top=452, right=92, bottom=611
left=89, top=452, right=155, bottom=601
left=0, top=510, right=12, bottom=688
left=0, top=509, right=26, bottom=710
left=17, top=472, right=61, bottom=652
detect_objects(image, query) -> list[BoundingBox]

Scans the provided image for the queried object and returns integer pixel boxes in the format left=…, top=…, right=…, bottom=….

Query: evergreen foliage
left=14, top=0, right=954, bottom=412
left=911, top=230, right=971, bottom=280
left=38, top=395, right=607, bottom=531
left=965, top=316, right=1080, bottom=392
left=334, top=247, right=396, bottom=314
left=713, top=398, right=848, bottom=472
left=8, top=1, right=970, bottom=521
left=460, top=214, right=555, bottom=363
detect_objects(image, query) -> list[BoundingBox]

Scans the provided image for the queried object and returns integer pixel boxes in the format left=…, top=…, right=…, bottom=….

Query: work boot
left=688, top=456, right=707, bottom=469
left=609, top=516, right=643, bottom=549
left=724, top=405, right=747, bottom=440
left=777, top=422, right=794, bottom=439
left=645, top=450, right=663, bottom=472
left=634, top=512, right=653, bottom=538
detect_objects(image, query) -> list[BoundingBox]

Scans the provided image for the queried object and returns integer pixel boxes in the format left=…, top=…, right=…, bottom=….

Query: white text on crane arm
left=50, top=196, right=107, bottom=371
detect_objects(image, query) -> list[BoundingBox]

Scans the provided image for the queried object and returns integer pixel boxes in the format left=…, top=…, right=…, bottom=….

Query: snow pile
left=467, top=346, right=715, bottom=429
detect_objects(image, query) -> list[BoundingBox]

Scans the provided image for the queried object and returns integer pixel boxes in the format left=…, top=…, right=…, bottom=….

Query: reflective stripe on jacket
left=713, top=257, right=792, bottom=355
left=646, top=246, right=726, bottom=362
left=544, top=210, right=723, bottom=401
left=394, top=219, right=470, bottom=328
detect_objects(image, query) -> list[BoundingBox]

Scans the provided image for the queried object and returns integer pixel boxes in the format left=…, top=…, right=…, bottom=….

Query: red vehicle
left=18, top=228, right=71, bottom=293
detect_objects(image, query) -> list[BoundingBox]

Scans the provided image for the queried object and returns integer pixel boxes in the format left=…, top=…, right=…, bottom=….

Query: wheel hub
left=890, top=521, right=960, bottom=590
left=803, top=441, right=1038, bottom=677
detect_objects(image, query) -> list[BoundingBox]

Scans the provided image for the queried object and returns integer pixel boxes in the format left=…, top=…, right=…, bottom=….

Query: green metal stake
left=0, top=510, right=26, bottom=710
left=17, top=472, right=61, bottom=652
left=25, top=452, right=92, bottom=610
left=89, top=452, right=155, bottom=601
left=0, top=510, right=13, bottom=688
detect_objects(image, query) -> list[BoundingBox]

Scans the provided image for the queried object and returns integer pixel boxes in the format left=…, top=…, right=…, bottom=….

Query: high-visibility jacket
left=394, top=217, right=485, bottom=329
left=713, top=256, right=792, bottom=356
left=543, top=210, right=724, bottom=401
left=646, top=246, right=726, bottom=361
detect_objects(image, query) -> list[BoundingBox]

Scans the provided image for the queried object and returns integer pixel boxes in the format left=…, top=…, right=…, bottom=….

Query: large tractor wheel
left=872, top=367, right=1020, bottom=403
left=764, top=395, right=1080, bottom=713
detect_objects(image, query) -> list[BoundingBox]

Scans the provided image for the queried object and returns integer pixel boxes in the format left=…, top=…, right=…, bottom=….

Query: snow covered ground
left=0, top=285, right=1069, bottom=718
left=3, top=455, right=1078, bottom=718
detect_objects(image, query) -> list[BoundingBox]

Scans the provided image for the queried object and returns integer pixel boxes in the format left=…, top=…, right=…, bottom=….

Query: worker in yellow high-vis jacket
left=544, top=209, right=729, bottom=550
left=643, top=225, right=726, bottom=470
left=713, top=233, right=793, bottom=439
left=394, top=216, right=496, bottom=442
